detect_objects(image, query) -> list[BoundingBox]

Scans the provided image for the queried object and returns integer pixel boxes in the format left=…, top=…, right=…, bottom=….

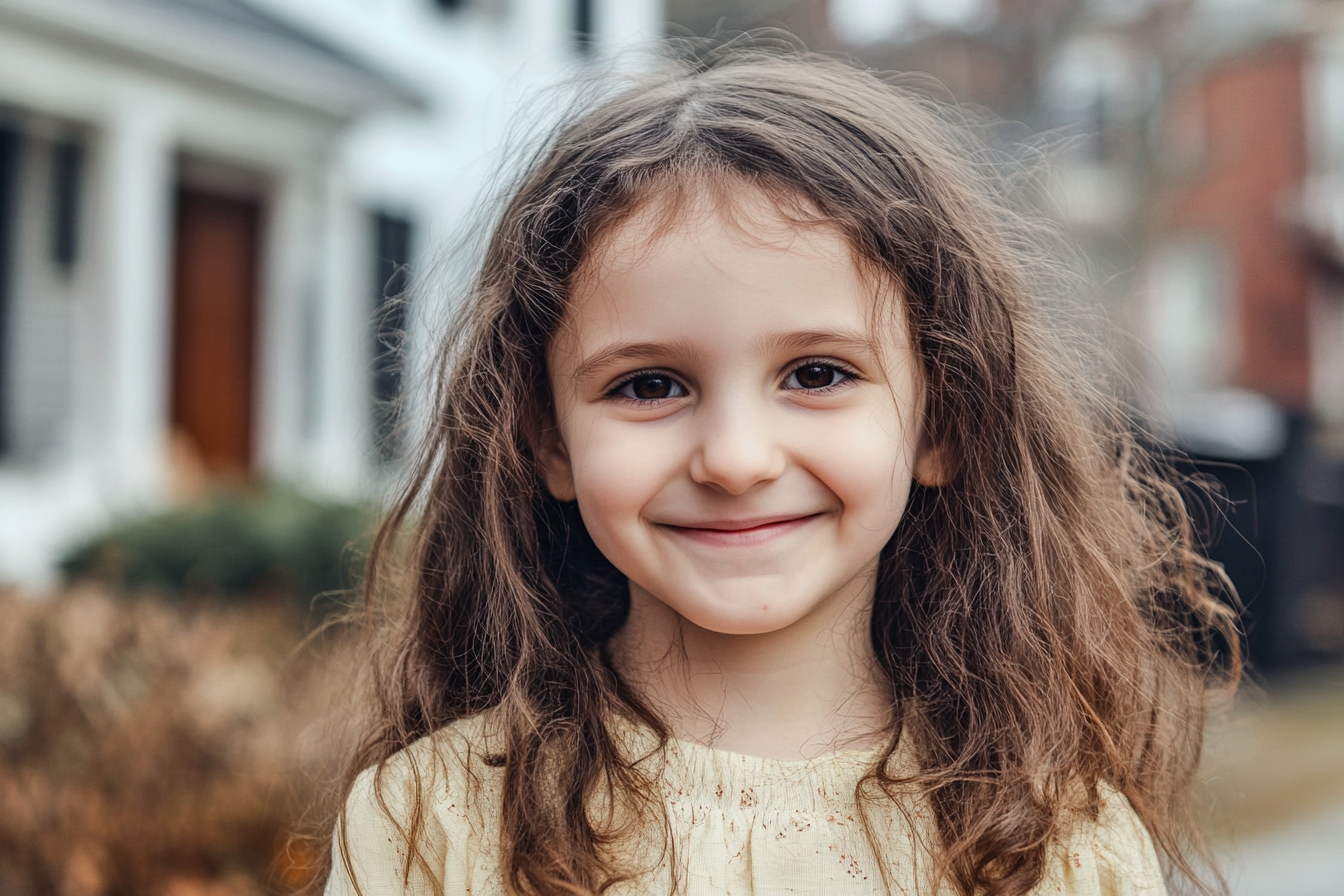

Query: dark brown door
left=170, top=187, right=260, bottom=474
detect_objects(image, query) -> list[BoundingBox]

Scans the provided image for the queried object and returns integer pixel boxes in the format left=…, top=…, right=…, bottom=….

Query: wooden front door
left=169, top=187, right=260, bottom=473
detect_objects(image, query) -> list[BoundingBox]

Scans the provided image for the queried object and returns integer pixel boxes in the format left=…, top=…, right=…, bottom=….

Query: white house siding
left=7, top=119, right=83, bottom=465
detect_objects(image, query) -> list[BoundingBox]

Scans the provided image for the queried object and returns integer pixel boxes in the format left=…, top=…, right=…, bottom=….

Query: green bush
left=60, top=486, right=379, bottom=612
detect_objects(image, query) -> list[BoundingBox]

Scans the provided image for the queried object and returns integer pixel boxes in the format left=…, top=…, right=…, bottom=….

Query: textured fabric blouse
left=326, top=713, right=1166, bottom=896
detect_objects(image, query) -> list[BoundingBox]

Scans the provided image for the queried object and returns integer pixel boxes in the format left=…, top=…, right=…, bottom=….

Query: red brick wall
left=1154, top=40, right=1311, bottom=410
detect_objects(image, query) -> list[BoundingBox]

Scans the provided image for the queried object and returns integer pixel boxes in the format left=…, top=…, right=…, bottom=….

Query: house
left=0, top=0, right=661, bottom=584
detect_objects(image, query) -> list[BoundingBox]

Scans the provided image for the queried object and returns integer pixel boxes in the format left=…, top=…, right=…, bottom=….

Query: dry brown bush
left=0, top=585, right=358, bottom=896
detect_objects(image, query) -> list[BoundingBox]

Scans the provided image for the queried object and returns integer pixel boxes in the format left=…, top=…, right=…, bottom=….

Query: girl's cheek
left=813, top=418, right=920, bottom=513
left=570, top=423, right=679, bottom=495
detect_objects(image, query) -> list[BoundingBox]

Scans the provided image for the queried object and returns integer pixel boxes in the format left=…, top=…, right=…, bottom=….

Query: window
left=1146, top=237, right=1237, bottom=395
left=1046, top=36, right=1141, bottom=164
left=0, top=123, right=21, bottom=458
left=574, top=0, right=593, bottom=54
left=50, top=137, right=83, bottom=272
left=371, top=211, right=413, bottom=462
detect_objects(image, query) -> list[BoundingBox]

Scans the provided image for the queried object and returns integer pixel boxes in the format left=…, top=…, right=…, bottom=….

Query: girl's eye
left=784, top=363, right=851, bottom=391
left=614, top=373, right=687, bottom=401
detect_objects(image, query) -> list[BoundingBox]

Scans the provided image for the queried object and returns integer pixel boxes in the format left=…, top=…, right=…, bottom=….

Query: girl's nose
left=688, top=402, right=787, bottom=495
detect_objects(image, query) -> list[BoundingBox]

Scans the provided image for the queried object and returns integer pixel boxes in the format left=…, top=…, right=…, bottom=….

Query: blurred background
left=0, top=0, right=1341, bottom=893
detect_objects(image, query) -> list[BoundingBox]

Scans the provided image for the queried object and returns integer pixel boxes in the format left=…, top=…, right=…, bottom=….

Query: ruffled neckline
left=625, top=727, right=916, bottom=814
left=665, top=733, right=888, bottom=772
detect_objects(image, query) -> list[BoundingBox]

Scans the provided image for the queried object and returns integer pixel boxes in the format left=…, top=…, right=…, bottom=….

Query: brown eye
left=786, top=364, right=845, bottom=390
left=616, top=374, right=686, bottom=401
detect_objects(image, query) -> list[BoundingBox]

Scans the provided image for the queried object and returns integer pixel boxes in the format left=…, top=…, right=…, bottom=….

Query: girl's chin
left=661, top=596, right=822, bottom=637
left=627, top=574, right=866, bottom=638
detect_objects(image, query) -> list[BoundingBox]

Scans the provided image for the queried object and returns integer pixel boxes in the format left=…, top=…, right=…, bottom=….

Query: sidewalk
left=1200, top=666, right=1344, bottom=896
left=1224, top=801, right=1344, bottom=896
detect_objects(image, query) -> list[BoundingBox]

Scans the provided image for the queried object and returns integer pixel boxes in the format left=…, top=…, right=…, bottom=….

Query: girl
left=322, top=43, right=1239, bottom=896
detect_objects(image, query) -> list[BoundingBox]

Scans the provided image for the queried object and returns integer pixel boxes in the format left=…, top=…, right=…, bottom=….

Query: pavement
left=1200, top=665, right=1344, bottom=896
left=1224, top=801, right=1344, bottom=896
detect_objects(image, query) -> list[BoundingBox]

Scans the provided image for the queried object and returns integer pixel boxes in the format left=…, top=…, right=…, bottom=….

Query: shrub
left=60, top=486, right=378, bottom=613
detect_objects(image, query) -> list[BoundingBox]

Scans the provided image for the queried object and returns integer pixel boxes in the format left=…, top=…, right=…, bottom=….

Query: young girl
left=322, top=43, right=1239, bottom=896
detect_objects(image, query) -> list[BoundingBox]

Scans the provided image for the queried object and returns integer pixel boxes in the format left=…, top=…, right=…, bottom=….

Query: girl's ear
left=913, top=432, right=953, bottom=488
left=536, top=423, right=578, bottom=502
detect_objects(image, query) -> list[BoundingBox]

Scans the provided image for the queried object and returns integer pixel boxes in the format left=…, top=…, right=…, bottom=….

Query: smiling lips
left=660, top=513, right=823, bottom=547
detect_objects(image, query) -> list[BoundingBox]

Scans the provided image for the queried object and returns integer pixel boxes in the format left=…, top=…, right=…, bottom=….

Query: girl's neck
left=609, top=583, right=893, bottom=761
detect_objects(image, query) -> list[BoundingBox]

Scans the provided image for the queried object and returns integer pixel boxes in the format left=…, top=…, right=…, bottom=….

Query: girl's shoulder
left=1042, top=782, right=1166, bottom=896
left=348, top=710, right=506, bottom=809
left=326, top=712, right=507, bottom=896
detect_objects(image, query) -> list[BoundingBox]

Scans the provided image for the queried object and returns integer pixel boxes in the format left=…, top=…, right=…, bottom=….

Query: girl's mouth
left=660, top=513, right=822, bottom=546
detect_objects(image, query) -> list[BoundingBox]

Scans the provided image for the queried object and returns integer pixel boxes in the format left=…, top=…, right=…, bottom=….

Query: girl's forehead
left=581, top=183, right=859, bottom=281
left=562, top=182, right=910, bottom=354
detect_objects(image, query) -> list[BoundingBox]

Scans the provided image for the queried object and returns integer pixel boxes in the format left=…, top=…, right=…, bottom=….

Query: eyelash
left=606, top=359, right=861, bottom=402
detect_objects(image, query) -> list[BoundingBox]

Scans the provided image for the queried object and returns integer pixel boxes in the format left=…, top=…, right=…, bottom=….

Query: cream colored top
left=327, top=713, right=1166, bottom=896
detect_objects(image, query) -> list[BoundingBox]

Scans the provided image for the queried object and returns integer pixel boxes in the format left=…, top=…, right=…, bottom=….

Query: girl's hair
left=324, top=41, right=1239, bottom=896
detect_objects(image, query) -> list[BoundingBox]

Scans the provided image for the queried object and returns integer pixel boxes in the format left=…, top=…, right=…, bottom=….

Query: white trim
left=0, top=0, right=420, bottom=121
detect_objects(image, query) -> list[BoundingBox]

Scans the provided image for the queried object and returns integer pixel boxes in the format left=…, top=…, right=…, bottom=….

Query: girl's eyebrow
left=572, top=330, right=879, bottom=382
left=571, top=340, right=699, bottom=381
left=758, top=329, right=877, bottom=357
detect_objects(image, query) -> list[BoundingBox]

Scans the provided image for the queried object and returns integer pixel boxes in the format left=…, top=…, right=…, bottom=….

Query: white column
left=255, top=165, right=316, bottom=478
left=93, top=95, right=174, bottom=507
left=512, top=0, right=570, bottom=65
left=306, top=162, right=371, bottom=497
left=596, top=0, right=662, bottom=56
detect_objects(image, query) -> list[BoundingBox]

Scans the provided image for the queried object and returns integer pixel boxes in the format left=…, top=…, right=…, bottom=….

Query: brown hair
left=323, top=41, right=1239, bottom=896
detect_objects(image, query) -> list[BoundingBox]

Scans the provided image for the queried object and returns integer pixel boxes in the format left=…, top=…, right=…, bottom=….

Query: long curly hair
left=321, top=42, right=1239, bottom=896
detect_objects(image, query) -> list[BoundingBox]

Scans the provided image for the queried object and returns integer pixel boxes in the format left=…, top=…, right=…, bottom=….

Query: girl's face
left=541, top=188, right=939, bottom=637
